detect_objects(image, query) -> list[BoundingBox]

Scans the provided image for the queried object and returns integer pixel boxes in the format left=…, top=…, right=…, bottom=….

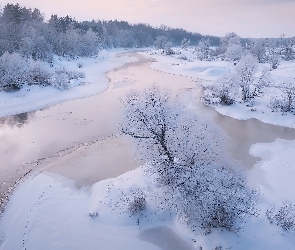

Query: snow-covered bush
left=51, top=72, right=70, bottom=90
left=145, top=161, right=257, bottom=232
left=269, top=81, right=295, bottom=113
left=154, top=36, right=174, bottom=55
left=154, top=36, right=169, bottom=54
left=266, top=201, right=295, bottom=231
left=0, top=52, right=84, bottom=91
left=164, top=42, right=175, bottom=55
left=127, top=187, right=146, bottom=215
left=0, top=52, right=28, bottom=90
left=207, top=74, right=238, bottom=105
left=282, top=81, right=295, bottom=113
left=270, top=95, right=294, bottom=113
left=268, top=54, right=280, bottom=69
left=55, top=68, right=85, bottom=80
left=121, top=85, right=257, bottom=232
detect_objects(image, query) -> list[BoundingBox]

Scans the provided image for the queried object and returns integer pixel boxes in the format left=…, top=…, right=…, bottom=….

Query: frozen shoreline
left=140, top=50, right=295, bottom=129
left=0, top=49, right=138, bottom=118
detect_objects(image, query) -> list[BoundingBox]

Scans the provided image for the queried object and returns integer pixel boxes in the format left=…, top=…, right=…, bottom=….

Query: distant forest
left=0, top=3, right=294, bottom=92
left=0, top=3, right=220, bottom=61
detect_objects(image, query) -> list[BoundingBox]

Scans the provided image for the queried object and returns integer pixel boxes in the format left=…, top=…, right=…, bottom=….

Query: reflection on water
left=138, top=226, right=194, bottom=250
left=0, top=51, right=294, bottom=198
left=0, top=111, right=34, bottom=128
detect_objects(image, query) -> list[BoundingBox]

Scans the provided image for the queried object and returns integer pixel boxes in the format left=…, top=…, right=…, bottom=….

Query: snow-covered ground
left=1, top=139, right=295, bottom=249
left=140, top=49, right=295, bottom=129
left=1, top=49, right=295, bottom=249
left=0, top=49, right=138, bottom=117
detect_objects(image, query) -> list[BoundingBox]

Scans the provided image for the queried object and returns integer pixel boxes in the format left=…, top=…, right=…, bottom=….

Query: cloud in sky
left=1, top=0, right=294, bottom=38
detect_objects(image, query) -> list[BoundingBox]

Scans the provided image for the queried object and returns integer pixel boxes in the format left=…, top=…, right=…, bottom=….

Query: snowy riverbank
left=140, top=49, right=295, bottom=129
left=1, top=138, right=295, bottom=249
left=0, top=49, right=138, bottom=117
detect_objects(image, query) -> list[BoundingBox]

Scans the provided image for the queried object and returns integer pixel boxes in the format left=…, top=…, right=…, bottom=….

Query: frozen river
left=0, top=51, right=294, bottom=209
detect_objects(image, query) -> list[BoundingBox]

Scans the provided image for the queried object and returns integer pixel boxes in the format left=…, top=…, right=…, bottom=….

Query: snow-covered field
left=1, top=49, right=295, bottom=249
left=140, top=49, right=295, bottom=129
left=1, top=139, right=295, bottom=249
left=0, top=49, right=138, bottom=117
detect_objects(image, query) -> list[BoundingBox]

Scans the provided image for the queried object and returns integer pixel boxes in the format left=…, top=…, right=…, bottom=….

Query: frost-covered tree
left=196, top=38, right=211, bottom=61
left=280, top=37, right=295, bottom=61
left=249, top=39, right=266, bottom=63
left=217, top=73, right=239, bottom=105
left=205, top=54, right=259, bottom=105
left=181, top=37, right=190, bottom=51
left=268, top=53, right=280, bottom=69
left=0, top=52, right=28, bottom=90
left=283, top=81, right=295, bottom=112
left=120, top=85, right=257, bottom=231
left=154, top=36, right=169, bottom=54
left=218, top=32, right=241, bottom=56
left=236, top=54, right=258, bottom=101
left=225, top=44, right=243, bottom=62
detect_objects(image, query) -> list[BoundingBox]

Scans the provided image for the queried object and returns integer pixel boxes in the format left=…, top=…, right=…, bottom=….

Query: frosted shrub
left=52, top=68, right=85, bottom=90
left=127, top=188, right=146, bottom=215
left=203, top=74, right=237, bottom=105
left=269, top=97, right=287, bottom=112
left=51, top=72, right=69, bottom=90
left=55, top=68, right=85, bottom=80
left=268, top=54, right=280, bottom=69
left=27, top=62, right=52, bottom=87
left=146, top=162, right=257, bottom=232
left=266, top=201, right=295, bottom=231
left=0, top=52, right=28, bottom=90
left=269, top=83, right=295, bottom=113
left=0, top=52, right=85, bottom=91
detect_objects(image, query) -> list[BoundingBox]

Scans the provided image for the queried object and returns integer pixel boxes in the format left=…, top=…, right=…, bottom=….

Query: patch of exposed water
left=0, top=51, right=294, bottom=198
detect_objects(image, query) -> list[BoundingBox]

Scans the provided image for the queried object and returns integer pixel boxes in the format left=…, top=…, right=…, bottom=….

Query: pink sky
left=1, top=0, right=294, bottom=38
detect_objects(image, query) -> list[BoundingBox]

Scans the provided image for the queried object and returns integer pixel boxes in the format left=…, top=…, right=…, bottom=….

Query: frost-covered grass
left=140, top=48, right=295, bottom=128
left=0, top=49, right=138, bottom=117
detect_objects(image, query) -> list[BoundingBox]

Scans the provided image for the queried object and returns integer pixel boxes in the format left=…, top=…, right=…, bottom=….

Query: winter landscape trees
left=121, top=85, right=257, bottom=231
left=0, top=3, right=220, bottom=92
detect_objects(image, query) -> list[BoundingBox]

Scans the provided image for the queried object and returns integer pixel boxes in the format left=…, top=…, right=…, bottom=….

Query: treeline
left=0, top=3, right=219, bottom=62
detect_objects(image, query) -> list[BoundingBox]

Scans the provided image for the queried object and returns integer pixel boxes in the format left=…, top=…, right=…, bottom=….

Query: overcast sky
left=1, top=0, right=294, bottom=38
